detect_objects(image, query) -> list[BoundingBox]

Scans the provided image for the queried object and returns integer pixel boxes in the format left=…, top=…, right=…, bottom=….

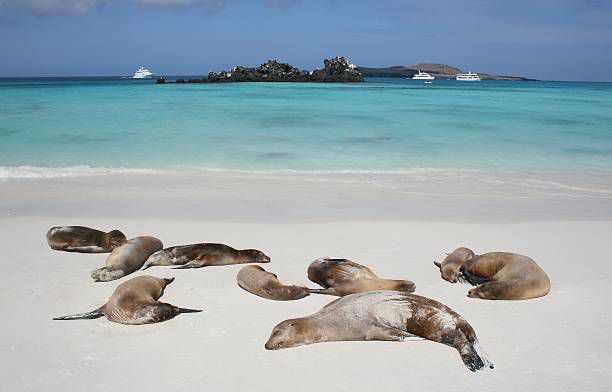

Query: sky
left=1, top=0, right=611, bottom=81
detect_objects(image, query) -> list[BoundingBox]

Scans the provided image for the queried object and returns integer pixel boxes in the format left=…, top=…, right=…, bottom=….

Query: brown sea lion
left=434, top=247, right=551, bottom=300
left=143, top=243, right=270, bottom=269
left=265, top=290, right=493, bottom=372
left=91, top=236, right=163, bottom=282
left=237, top=265, right=310, bottom=301
left=46, top=226, right=126, bottom=253
left=307, top=258, right=416, bottom=296
left=53, top=275, right=201, bottom=325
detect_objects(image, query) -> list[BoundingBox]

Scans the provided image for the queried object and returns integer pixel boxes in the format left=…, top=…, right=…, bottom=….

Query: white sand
left=1, top=172, right=611, bottom=391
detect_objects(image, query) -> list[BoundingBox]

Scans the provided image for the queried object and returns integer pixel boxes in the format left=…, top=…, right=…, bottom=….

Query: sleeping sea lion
left=265, top=290, right=493, bottom=372
left=307, top=258, right=416, bottom=296
left=237, top=265, right=310, bottom=301
left=143, top=243, right=270, bottom=269
left=46, top=226, right=126, bottom=253
left=434, top=247, right=551, bottom=300
left=53, top=275, right=201, bottom=325
left=91, top=236, right=163, bottom=282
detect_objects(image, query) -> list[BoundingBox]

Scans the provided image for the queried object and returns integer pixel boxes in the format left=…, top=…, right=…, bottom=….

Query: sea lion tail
left=53, top=306, right=104, bottom=321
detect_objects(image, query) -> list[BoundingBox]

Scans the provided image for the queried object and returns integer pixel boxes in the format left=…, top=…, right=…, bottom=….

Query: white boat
left=456, top=72, right=481, bottom=81
left=132, top=67, right=154, bottom=79
left=411, top=71, right=435, bottom=80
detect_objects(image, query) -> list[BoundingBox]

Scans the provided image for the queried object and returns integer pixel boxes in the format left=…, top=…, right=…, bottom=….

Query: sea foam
left=0, top=166, right=156, bottom=179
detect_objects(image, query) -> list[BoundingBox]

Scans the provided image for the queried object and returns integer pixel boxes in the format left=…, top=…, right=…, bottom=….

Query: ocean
left=1, top=76, right=611, bottom=186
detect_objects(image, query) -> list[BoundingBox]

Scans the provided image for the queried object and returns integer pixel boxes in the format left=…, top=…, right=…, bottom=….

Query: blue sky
left=1, top=0, right=611, bottom=81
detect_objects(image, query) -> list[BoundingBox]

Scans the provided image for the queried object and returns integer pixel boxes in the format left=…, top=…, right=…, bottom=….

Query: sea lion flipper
left=53, top=306, right=105, bottom=320
left=308, top=288, right=338, bottom=296
left=459, top=271, right=490, bottom=286
left=172, top=261, right=203, bottom=269
left=177, top=307, right=203, bottom=313
left=433, top=261, right=442, bottom=269
left=324, top=263, right=369, bottom=283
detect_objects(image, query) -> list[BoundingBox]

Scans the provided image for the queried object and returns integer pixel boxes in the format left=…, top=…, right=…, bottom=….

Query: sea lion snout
left=242, top=249, right=271, bottom=263
left=441, top=267, right=459, bottom=283
left=264, top=341, right=279, bottom=350
left=446, top=274, right=459, bottom=284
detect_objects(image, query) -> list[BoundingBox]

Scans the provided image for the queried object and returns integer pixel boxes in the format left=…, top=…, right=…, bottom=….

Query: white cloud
left=0, top=0, right=304, bottom=15
left=130, top=0, right=224, bottom=8
left=0, top=0, right=107, bottom=15
left=0, top=0, right=226, bottom=15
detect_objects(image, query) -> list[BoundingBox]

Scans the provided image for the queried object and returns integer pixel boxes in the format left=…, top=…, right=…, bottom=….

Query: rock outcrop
left=158, top=57, right=363, bottom=84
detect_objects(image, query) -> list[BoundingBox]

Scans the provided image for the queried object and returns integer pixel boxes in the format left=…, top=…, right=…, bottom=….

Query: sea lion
left=53, top=275, right=201, bottom=325
left=46, top=226, right=126, bottom=253
left=434, top=247, right=551, bottom=300
left=143, top=243, right=270, bottom=269
left=237, top=265, right=310, bottom=301
left=91, top=236, right=163, bottom=282
left=307, top=258, right=416, bottom=296
left=265, top=290, right=493, bottom=372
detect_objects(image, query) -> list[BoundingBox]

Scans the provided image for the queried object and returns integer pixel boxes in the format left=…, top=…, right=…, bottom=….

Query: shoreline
left=2, top=170, right=612, bottom=222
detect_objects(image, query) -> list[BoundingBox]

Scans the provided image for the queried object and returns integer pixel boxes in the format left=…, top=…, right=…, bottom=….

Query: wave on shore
left=0, top=165, right=158, bottom=179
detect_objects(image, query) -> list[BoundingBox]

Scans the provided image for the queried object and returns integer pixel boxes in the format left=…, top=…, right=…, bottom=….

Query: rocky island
left=156, top=57, right=363, bottom=84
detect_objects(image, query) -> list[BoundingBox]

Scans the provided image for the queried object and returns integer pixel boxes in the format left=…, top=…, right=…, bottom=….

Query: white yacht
left=412, top=71, right=435, bottom=80
left=132, top=67, right=154, bottom=79
left=456, top=72, right=481, bottom=81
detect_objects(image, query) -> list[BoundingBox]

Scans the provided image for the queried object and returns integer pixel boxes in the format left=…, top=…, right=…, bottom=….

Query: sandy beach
left=1, top=171, right=611, bottom=391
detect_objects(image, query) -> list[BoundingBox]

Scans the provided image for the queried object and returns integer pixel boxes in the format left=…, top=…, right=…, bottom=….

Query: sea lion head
left=265, top=318, right=319, bottom=350
left=440, top=247, right=475, bottom=283
left=107, top=230, right=127, bottom=249
left=240, top=249, right=271, bottom=263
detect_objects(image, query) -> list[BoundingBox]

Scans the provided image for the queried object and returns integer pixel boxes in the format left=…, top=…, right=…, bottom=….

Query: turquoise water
left=1, top=77, right=611, bottom=175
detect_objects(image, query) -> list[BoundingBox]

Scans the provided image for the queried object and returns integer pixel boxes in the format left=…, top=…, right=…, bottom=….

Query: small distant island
left=357, top=63, right=535, bottom=81
left=156, top=57, right=363, bottom=84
